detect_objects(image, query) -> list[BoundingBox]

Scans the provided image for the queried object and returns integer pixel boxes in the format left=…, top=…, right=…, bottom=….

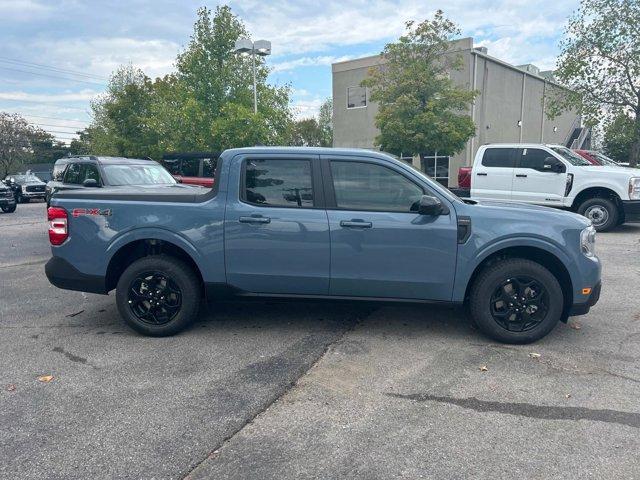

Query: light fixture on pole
left=233, top=38, right=272, bottom=114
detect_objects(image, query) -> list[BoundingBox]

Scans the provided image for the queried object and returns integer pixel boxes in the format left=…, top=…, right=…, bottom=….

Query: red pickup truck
left=161, top=152, right=218, bottom=188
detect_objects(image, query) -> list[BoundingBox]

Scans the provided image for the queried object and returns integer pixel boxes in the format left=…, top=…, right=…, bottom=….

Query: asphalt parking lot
left=1, top=201, right=639, bottom=479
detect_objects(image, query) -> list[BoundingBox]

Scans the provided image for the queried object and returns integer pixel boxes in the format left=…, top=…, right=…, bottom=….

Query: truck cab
left=470, top=143, right=640, bottom=231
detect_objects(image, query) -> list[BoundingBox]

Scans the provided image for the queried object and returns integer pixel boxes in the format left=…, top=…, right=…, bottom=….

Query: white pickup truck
left=468, top=144, right=640, bottom=231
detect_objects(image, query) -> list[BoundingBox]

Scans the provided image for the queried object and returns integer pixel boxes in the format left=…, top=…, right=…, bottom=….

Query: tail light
left=48, top=207, right=68, bottom=245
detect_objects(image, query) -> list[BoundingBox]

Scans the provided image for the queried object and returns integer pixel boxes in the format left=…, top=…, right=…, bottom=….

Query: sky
left=0, top=0, right=580, bottom=143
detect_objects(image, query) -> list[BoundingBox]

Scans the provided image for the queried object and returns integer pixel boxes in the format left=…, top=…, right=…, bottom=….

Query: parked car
left=46, top=156, right=190, bottom=206
left=0, top=181, right=16, bottom=213
left=456, top=143, right=640, bottom=231
left=4, top=174, right=47, bottom=203
left=161, top=152, right=218, bottom=188
left=574, top=150, right=621, bottom=167
left=45, top=147, right=601, bottom=344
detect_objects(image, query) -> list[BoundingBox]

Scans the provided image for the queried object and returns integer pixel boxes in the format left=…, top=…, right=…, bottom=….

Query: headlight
left=580, top=225, right=596, bottom=257
left=630, top=177, right=640, bottom=200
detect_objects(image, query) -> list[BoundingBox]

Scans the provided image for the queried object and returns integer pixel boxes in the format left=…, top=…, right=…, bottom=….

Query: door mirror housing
left=418, top=195, right=448, bottom=216
left=543, top=157, right=565, bottom=173
left=82, top=178, right=100, bottom=187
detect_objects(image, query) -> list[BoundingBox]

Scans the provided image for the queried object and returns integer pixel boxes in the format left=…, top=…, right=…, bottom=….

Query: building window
left=347, top=86, right=366, bottom=109
left=421, top=152, right=450, bottom=188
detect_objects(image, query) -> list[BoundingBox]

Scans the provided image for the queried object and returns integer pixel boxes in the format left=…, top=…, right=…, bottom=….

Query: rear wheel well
left=105, top=239, right=204, bottom=293
left=464, top=246, right=573, bottom=321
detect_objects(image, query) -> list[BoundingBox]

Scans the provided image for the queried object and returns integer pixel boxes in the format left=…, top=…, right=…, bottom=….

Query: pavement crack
left=388, top=392, right=640, bottom=428
left=0, top=257, right=48, bottom=270
left=182, top=307, right=376, bottom=480
left=52, top=346, right=97, bottom=368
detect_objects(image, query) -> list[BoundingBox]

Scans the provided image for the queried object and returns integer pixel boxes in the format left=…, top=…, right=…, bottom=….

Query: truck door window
left=330, top=161, right=424, bottom=212
left=481, top=149, right=516, bottom=167
left=202, top=158, right=216, bottom=177
left=81, top=164, right=101, bottom=183
left=519, top=148, right=551, bottom=171
left=181, top=158, right=199, bottom=177
left=63, top=163, right=82, bottom=184
left=243, top=159, right=314, bottom=208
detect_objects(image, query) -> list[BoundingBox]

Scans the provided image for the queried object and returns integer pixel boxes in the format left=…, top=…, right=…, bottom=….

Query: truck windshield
left=550, top=146, right=591, bottom=166
left=102, top=164, right=176, bottom=186
left=592, top=152, right=620, bottom=167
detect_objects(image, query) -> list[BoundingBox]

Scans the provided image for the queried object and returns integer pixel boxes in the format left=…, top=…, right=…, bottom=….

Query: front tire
left=469, top=259, right=563, bottom=344
left=116, top=255, right=201, bottom=336
left=1, top=203, right=16, bottom=213
left=577, top=197, right=619, bottom=232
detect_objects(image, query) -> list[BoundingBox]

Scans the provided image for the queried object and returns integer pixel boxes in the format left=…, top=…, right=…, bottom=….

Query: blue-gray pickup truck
left=45, top=147, right=601, bottom=344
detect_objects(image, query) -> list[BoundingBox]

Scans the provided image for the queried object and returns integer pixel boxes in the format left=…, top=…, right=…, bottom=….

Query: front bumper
left=45, top=256, right=108, bottom=294
left=20, top=191, right=46, bottom=199
left=569, top=281, right=601, bottom=316
left=622, top=200, right=640, bottom=223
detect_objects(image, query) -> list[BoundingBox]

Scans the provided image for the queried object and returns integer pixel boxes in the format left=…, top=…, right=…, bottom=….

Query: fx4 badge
left=72, top=208, right=113, bottom=218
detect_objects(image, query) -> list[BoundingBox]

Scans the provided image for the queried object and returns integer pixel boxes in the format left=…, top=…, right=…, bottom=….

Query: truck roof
left=222, top=146, right=393, bottom=158
left=54, top=156, right=158, bottom=166
left=481, top=143, right=565, bottom=148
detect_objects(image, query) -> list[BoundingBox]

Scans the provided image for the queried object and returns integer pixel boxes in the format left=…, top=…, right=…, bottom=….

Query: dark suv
left=0, top=181, right=16, bottom=213
left=46, top=156, right=182, bottom=206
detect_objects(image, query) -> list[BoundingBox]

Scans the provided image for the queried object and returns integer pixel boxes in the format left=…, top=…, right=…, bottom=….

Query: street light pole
left=233, top=38, right=271, bottom=115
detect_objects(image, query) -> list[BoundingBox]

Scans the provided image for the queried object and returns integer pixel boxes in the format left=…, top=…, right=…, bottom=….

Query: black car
left=0, top=181, right=16, bottom=213
left=4, top=174, right=47, bottom=203
left=46, top=155, right=187, bottom=205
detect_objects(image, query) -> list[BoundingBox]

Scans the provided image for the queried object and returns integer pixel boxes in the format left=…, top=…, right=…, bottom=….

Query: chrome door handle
left=340, top=220, right=372, bottom=228
left=239, top=216, right=271, bottom=224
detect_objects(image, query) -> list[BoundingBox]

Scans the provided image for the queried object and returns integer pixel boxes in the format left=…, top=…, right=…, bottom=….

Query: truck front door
left=323, top=156, right=458, bottom=301
left=511, top=147, right=568, bottom=205
left=224, top=154, right=330, bottom=295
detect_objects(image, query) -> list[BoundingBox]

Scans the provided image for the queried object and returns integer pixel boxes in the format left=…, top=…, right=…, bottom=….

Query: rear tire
left=116, top=255, right=201, bottom=336
left=1, top=204, right=16, bottom=213
left=577, top=197, right=619, bottom=232
left=469, top=259, right=563, bottom=344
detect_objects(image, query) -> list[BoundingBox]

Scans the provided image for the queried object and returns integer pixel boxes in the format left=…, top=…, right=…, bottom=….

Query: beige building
left=332, top=38, right=588, bottom=187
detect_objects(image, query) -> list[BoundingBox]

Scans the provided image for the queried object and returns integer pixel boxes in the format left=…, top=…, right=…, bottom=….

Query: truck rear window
left=482, top=149, right=515, bottom=168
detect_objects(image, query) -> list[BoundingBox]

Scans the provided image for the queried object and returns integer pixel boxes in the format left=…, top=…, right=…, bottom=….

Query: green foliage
left=550, top=0, right=640, bottom=166
left=362, top=11, right=477, bottom=157
left=290, top=98, right=333, bottom=147
left=603, top=110, right=636, bottom=163
left=0, top=112, right=71, bottom=176
left=76, top=5, right=294, bottom=159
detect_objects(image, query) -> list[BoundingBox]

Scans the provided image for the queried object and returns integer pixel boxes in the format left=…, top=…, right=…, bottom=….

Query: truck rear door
left=224, top=153, right=330, bottom=295
left=471, top=147, right=516, bottom=201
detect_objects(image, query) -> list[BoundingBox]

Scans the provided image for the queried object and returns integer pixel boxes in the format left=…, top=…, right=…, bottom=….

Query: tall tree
left=362, top=11, right=477, bottom=158
left=550, top=0, right=640, bottom=166
left=603, top=110, right=636, bottom=163
left=0, top=112, right=36, bottom=177
left=318, top=98, right=333, bottom=147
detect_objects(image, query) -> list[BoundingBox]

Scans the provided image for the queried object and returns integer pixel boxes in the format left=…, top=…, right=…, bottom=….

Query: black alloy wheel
left=489, top=276, right=549, bottom=332
left=128, top=272, right=182, bottom=325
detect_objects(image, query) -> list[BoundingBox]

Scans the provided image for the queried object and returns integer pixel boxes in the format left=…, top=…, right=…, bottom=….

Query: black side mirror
left=418, top=195, right=448, bottom=216
left=543, top=157, right=565, bottom=173
left=82, top=178, right=100, bottom=187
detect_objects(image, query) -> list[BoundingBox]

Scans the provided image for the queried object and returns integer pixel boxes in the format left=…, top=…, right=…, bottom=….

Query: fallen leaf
left=528, top=352, right=541, bottom=358
left=37, top=375, right=54, bottom=383
left=479, top=365, right=488, bottom=372
left=569, top=321, right=582, bottom=330
left=7, top=384, right=16, bottom=392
